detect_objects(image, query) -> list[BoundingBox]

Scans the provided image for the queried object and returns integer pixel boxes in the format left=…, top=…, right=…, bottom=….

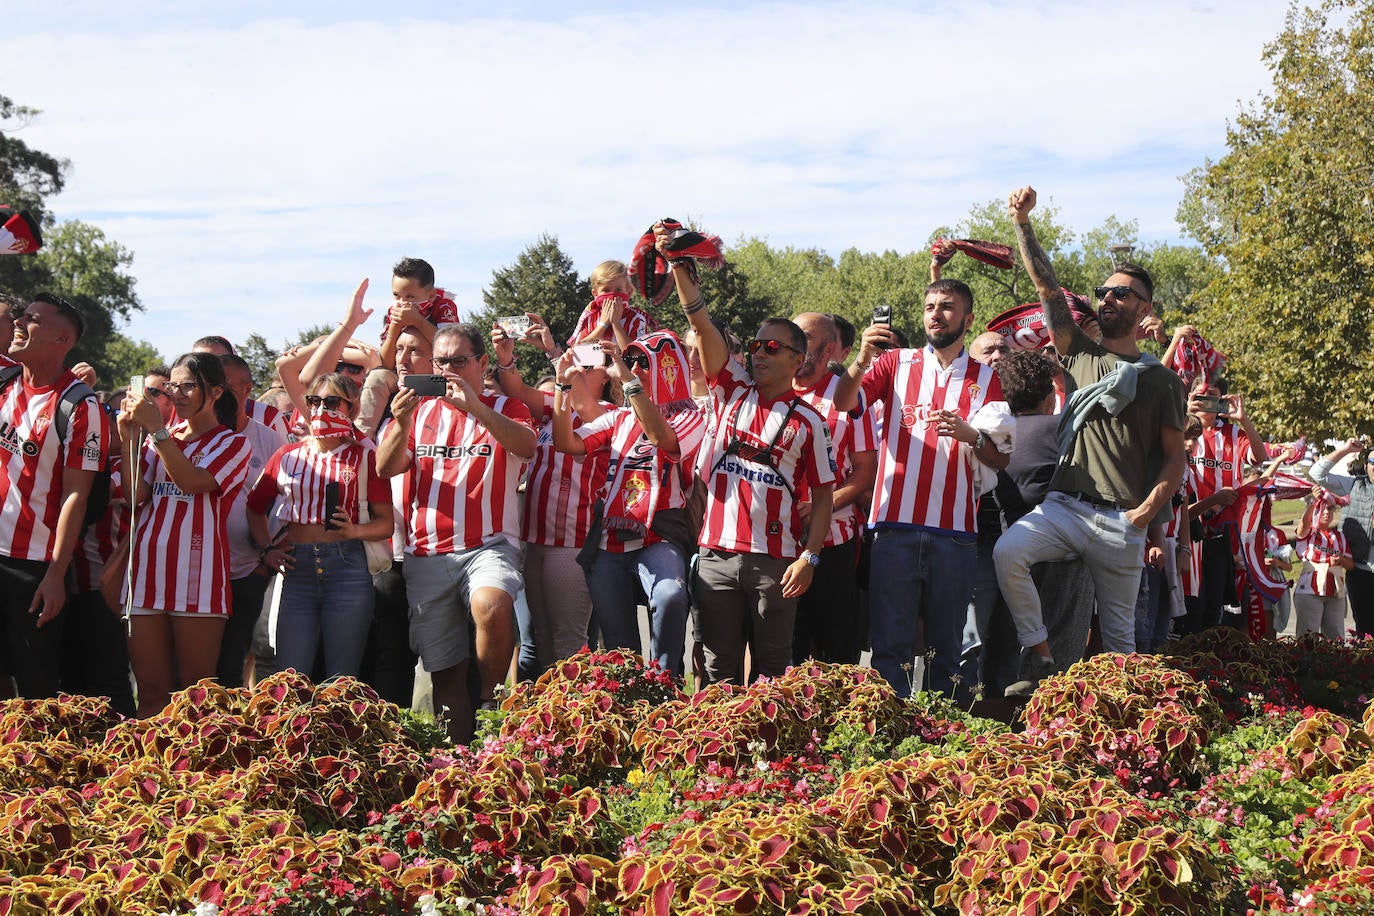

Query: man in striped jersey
left=790, top=312, right=877, bottom=665
left=658, top=226, right=836, bottom=684
left=377, top=324, right=536, bottom=741
left=994, top=186, right=1187, bottom=693
left=832, top=280, right=1010, bottom=698
left=0, top=294, right=112, bottom=697
left=1186, top=380, right=1267, bottom=630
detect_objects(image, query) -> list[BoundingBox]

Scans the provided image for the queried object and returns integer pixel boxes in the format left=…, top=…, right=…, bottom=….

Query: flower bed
left=1, top=639, right=1372, bottom=914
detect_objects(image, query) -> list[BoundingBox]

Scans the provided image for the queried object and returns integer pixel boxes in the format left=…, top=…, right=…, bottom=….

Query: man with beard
left=832, top=280, right=1009, bottom=697
left=993, top=186, right=1186, bottom=693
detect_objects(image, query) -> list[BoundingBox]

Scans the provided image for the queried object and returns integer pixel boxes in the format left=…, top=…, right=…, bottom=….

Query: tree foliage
left=0, top=93, right=148, bottom=387
left=1179, top=0, right=1374, bottom=440
left=470, top=233, right=591, bottom=382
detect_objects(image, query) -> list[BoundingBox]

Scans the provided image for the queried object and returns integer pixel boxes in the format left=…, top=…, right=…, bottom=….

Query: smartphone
left=497, top=315, right=531, bottom=338
left=401, top=374, right=448, bottom=397
left=872, top=304, right=892, bottom=326
left=129, top=374, right=145, bottom=397
left=1194, top=395, right=1229, bottom=415
left=570, top=343, right=605, bottom=368
left=323, top=481, right=341, bottom=531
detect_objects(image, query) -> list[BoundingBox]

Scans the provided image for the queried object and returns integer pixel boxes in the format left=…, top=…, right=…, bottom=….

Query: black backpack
left=0, top=364, right=112, bottom=528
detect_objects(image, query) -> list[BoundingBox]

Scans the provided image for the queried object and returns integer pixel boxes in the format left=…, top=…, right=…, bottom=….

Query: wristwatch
left=972, top=432, right=987, bottom=451
left=150, top=428, right=172, bottom=444
left=801, top=549, right=821, bottom=568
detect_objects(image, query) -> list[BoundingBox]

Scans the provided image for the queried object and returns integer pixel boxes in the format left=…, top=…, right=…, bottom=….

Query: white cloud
left=5, top=0, right=1288, bottom=361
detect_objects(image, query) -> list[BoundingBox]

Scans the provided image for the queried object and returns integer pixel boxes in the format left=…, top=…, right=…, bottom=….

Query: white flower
left=418, top=894, right=440, bottom=915
left=194, top=905, right=220, bottom=916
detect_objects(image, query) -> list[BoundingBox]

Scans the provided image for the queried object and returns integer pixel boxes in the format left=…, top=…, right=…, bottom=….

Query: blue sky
left=8, top=1, right=1292, bottom=363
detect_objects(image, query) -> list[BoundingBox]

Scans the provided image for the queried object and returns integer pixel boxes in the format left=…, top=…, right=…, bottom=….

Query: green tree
left=101, top=334, right=164, bottom=388
left=1, top=94, right=144, bottom=383
left=1178, top=0, right=1374, bottom=440
left=472, top=234, right=591, bottom=382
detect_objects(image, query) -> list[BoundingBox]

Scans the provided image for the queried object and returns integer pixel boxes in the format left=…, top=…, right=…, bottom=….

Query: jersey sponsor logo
left=719, top=457, right=785, bottom=488
left=83, top=431, right=101, bottom=463
left=0, top=421, right=39, bottom=457
left=1189, top=456, right=1235, bottom=471
left=152, top=480, right=191, bottom=499
left=416, top=443, right=494, bottom=459
left=898, top=405, right=935, bottom=429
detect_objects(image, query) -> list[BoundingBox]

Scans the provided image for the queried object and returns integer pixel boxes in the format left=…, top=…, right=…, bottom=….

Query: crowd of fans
left=1, top=191, right=1369, bottom=743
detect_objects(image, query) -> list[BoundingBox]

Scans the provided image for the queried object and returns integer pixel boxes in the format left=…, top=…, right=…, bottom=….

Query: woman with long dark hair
left=104, top=352, right=250, bottom=716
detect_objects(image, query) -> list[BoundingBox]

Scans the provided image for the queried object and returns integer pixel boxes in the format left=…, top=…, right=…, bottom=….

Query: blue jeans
left=586, top=541, right=689, bottom=677
left=869, top=527, right=978, bottom=698
left=275, top=541, right=376, bottom=679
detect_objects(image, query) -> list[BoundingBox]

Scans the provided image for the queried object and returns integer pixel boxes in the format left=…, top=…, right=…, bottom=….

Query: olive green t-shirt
left=1049, top=333, right=1187, bottom=509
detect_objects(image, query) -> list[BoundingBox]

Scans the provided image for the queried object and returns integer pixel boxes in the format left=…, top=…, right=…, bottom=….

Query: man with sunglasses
left=1310, top=437, right=1374, bottom=638
left=831, top=277, right=1009, bottom=699
left=377, top=324, right=536, bottom=742
left=655, top=226, right=835, bottom=683
left=993, top=186, right=1187, bottom=694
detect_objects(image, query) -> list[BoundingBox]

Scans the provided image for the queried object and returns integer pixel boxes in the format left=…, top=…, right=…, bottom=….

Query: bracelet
left=680, top=296, right=706, bottom=316
left=622, top=383, right=645, bottom=398
left=555, top=383, right=573, bottom=392
left=546, top=349, right=564, bottom=362
left=495, top=362, right=518, bottom=373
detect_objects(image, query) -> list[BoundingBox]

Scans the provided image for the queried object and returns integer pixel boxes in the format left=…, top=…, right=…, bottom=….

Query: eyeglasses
left=145, top=387, right=168, bottom=399
left=335, top=362, right=366, bottom=375
left=622, top=352, right=650, bottom=371
left=747, top=339, right=803, bottom=357
left=162, top=381, right=202, bottom=396
left=306, top=395, right=353, bottom=410
left=1094, top=285, right=1142, bottom=302
left=433, top=355, right=477, bottom=370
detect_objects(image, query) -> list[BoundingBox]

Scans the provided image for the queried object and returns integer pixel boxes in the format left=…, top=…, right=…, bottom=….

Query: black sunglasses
left=747, top=338, right=803, bottom=357
left=433, top=355, right=477, bottom=370
left=1094, top=285, right=1142, bottom=302
left=305, top=395, right=353, bottom=410
left=145, top=386, right=168, bottom=399
left=622, top=352, right=650, bottom=371
left=335, top=362, right=366, bottom=375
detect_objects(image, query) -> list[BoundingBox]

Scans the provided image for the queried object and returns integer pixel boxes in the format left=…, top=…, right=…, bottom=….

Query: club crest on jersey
left=779, top=419, right=798, bottom=448
left=622, top=472, right=649, bottom=511
left=338, top=465, right=357, bottom=484
left=968, top=384, right=981, bottom=400
left=32, top=412, right=51, bottom=435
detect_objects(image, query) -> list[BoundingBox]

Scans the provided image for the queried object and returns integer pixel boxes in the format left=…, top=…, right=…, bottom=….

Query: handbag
left=358, top=454, right=393, bottom=576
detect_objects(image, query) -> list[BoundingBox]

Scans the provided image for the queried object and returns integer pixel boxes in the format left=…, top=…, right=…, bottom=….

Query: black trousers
left=361, top=562, right=417, bottom=707
left=0, top=555, right=65, bottom=697
left=61, top=588, right=136, bottom=717
left=1346, top=567, right=1374, bottom=638
left=792, top=538, right=863, bottom=665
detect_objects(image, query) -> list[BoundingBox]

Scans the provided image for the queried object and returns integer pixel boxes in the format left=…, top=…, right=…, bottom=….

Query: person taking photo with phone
left=245, top=372, right=394, bottom=681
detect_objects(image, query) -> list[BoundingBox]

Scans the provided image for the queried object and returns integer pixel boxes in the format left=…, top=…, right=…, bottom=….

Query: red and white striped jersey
left=1294, top=527, right=1349, bottom=597
left=0, top=370, right=112, bottom=563
left=73, top=460, right=126, bottom=593
left=578, top=401, right=705, bottom=554
left=246, top=438, right=390, bottom=526
left=223, top=418, right=289, bottom=579
left=523, top=394, right=612, bottom=548
left=379, top=289, right=461, bottom=345
left=401, top=393, right=533, bottom=555
left=795, top=373, right=877, bottom=547
left=127, top=424, right=251, bottom=614
left=246, top=399, right=291, bottom=438
left=1189, top=422, right=1250, bottom=500
left=860, top=347, right=1004, bottom=534
left=698, top=373, right=835, bottom=559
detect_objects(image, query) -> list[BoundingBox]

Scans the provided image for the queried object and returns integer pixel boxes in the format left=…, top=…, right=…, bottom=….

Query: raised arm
left=1009, top=186, right=1083, bottom=356
left=656, top=222, right=729, bottom=379
left=490, top=322, right=549, bottom=420
left=300, top=279, right=375, bottom=384
left=1310, top=437, right=1363, bottom=496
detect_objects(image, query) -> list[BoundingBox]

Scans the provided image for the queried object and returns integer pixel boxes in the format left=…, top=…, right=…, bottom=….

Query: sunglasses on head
left=747, top=338, right=802, bottom=357
left=622, top=351, right=650, bottom=371
left=1094, top=285, right=1141, bottom=302
left=433, top=355, right=476, bottom=370
left=305, top=395, right=352, bottom=410
left=335, top=362, right=366, bottom=375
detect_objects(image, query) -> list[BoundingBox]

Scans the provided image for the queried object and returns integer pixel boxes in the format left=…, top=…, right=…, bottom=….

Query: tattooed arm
left=1008, top=186, right=1085, bottom=356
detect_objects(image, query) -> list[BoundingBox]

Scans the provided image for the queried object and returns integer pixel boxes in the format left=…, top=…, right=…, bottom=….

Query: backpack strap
left=0, top=365, right=99, bottom=443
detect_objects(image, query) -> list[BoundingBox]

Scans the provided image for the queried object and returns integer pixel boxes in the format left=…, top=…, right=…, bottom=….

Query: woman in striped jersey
left=106, top=352, right=251, bottom=717
left=245, top=373, right=394, bottom=680
left=1292, top=490, right=1354, bottom=640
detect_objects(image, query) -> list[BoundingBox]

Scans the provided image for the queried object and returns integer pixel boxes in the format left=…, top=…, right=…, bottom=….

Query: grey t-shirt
left=1049, top=334, right=1186, bottom=509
